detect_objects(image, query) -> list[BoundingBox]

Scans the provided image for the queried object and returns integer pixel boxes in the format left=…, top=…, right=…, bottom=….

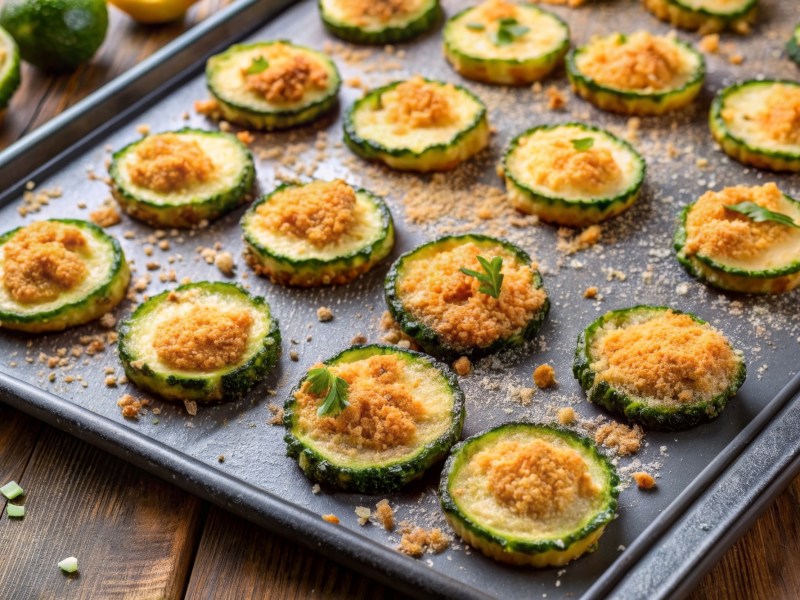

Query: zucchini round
left=642, top=0, right=757, bottom=33
left=573, top=305, right=745, bottom=430
left=439, top=422, right=619, bottom=567
left=241, top=180, right=395, bottom=287
left=674, top=183, right=800, bottom=294
left=319, top=0, right=439, bottom=44
left=710, top=79, right=800, bottom=172
left=0, top=219, right=129, bottom=333
left=283, top=344, right=465, bottom=494
left=119, top=282, right=281, bottom=403
left=0, top=25, right=20, bottom=118
left=206, top=41, right=341, bottom=131
left=109, top=128, right=255, bottom=228
left=503, top=123, right=646, bottom=227
left=566, top=32, right=705, bottom=116
left=344, top=76, right=490, bottom=172
left=443, top=1, right=570, bottom=85
left=385, top=234, right=550, bottom=360
left=789, top=24, right=800, bottom=66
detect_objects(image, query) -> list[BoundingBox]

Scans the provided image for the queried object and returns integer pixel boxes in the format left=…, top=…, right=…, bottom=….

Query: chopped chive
left=58, top=557, right=78, bottom=574
left=6, top=503, right=24, bottom=518
left=0, top=481, right=23, bottom=500
left=571, top=137, right=595, bottom=151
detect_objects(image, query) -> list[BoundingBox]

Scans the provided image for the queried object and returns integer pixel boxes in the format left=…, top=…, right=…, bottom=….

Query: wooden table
left=0, top=3, right=798, bottom=598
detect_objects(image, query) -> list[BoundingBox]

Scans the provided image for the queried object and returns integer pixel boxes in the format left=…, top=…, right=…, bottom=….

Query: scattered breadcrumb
left=533, top=364, right=557, bottom=389
left=699, top=33, right=719, bottom=54
left=595, top=421, right=643, bottom=456
left=728, top=54, right=744, bottom=65
left=317, top=306, right=334, bottom=322
left=557, top=225, right=603, bottom=254
left=398, top=522, right=450, bottom=558
left=633, top=471, right=657, bottom=490
left=583, top=286, right=599, bottom=299
left=322, top=514, right=340, bottom=524
left=379, top=311, right=418, bottom=349
left=183, top=399, right=198, bottom=416
left=558, top=407, right=576, bottom=425
left=136, top=124, right=150, bottom=136
left=268, top=403, right=284, bottom=425
left=117, top=394, right=149, bottom=419
left=194, top=99, right=220, bottom=116
left=355, top=506, right=371, bottom=526
left=546, top=86, right=567, bottom=110
left=375, top=499, right=395, bottom=532
left=89, top=204, right=121, bottom=228
left=214, top=251, right=235, bottom=277
left=289, top=350, right=299, bottom=362
left=236, top=131, right=255, bottom=145
left=453, top=356, right=472, bottom=376
left=351, top=334, right=367, bottom=345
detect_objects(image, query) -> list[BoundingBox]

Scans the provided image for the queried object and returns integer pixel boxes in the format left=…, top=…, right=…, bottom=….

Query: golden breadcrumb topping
left=595, top=421, right=642, bottom=456
left=3, top=221, right=88, bottom=304
left=344, top=0, right=417, bottom=23
left=296, top=354, right=426, bottom=450
left=397, top=242, right=546, bottom=350
left=592, top=310, right=740, bottom=404
left=757, top=85, right=800, bottom=145
left=153, top=303, right=253, bottom=371
left=684, top=183, right=793, bottom=261
left=533, top=364, right=557, bottom=389
left=580, top=32, right=685, bottom=91
left=129, top=134, right=215, bottom=193
left=632, top=471, right=656, bottom=490
left=480, top=0, right=518, bottom=21
left=254, top=180, right=357, bottom=247
left=478, top=439, right=599, bottom=518
left=245, top=53, right=329, bottom=104
left=385, top=77, right=456, bottom=132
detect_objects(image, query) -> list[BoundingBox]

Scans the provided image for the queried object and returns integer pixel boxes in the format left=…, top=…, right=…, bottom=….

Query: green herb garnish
left=0, top=481, right=23, bottom=500
left=724, top=202, right=800, bottom=229
left=6, top=504, right=24, bottom=518
left=460, top=255, right=505, bottom=298
left=307, top=366, right=350, bottom=417
left=245, top=57, right=270, bottom=75
left=58, top=557, right=78, bottom=574
left=491, top=18, right=530, bottom=46
left=466, top=22, right=485, bottom=31
left=572, top=137, right=595, bottom=151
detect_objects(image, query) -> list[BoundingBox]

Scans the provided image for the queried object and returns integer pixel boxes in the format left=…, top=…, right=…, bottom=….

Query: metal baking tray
left=1, top=1, right=799, bottom=598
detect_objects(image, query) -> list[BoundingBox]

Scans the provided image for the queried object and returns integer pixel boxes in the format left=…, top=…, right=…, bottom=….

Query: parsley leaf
left=466, top=22, right=485, bottom=31
left=724, top=202, right=800, bottom=229
left=571, top=137, right=595, bottom=151
left=245, top=57, right=270, bottom=75
left=307, top=366, right=350, bottom=417
left=460, top=255, right=505, bottom=298
left=490, top=17, right=530, bottom=46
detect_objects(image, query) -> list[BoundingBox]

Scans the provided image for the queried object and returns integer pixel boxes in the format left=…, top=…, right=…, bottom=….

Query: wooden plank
left=0, top=423, right=204, bottom=599
left=185, top=506, right=409, bottom=600
left=0, top=404, right=42, bottom=512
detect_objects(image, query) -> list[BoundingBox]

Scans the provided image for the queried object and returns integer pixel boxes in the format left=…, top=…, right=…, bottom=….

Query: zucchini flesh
left=642, top=0, right=757, bottom=33
left=439, top=422, right=619, bottom=567
left=283, top=344, right=465, bottom=493
left=0, top=219, right=130, bottom=333
left=241, top=180, right=395, bottom=287
left=0, top=26, right=20, bottom=112
left=118, top=281, right=281, bottom=403
left=206, top=41, right=341, bottom=130
left=443, top=2, right=569, bottom=85
left=319, top=0, right=439, bottom=44
left=573, top=305, right=745, bottom=430
left=110, top=129, right=255, bottom=228
left=504, top=123, right=646, bottom=226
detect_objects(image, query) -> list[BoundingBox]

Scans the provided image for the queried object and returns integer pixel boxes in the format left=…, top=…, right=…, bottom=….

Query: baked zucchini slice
left=109, top=129, right=255, bottom=228
left=642, top=0, right=757, bottom=33
left=206, top=41, right=341, bottom=130
left=566, top=31, right=705, bottom=116
left=241, top=180, right=395, bottom=287
left=0, top=219, right=129, bottom=333
left=385, top=234, right=550, bottom=360
left=118, top=282, right=280, bottom=403
left=574, top=306, right=746, bottom=430
left=344, top=76, right=490, bottom=172
left=789, top=24, right=800, bottom=66
left=674, top=183, right=800, bottom=294
left=443, top=1, right=569, bottom=85
left=503, top=123, right=646, bottom=227
left=710, top=80, right=800, bottom=172
left=284, top=344, right=465, bottom=494
left=439, top=422, right=619, bottom=567
left=319, top=0, right=439, bottom=44
left=0, top=25, right=20, bottom=118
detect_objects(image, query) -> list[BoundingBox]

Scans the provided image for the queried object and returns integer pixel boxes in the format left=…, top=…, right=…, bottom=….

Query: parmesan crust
left=480, top=0, right=518, bottom=21
left=385, top=76, right=456, bottom=132
left=129, top=134, right=215, bottom=193
left=343, top=0, right=419, bottom=23
left=756, top=84, right=800, bottom=145
left=245, top=53, right=329, bottom=104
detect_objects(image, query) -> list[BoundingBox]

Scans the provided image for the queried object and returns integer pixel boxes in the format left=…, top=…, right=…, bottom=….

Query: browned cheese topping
left=397, top=242, right=546, bottom=350
left=757, top=85, right=800, bottom=145
left=296, top=354, right=426, bottom=450
left=581, top=32, right=684, bottom=91
left=593, top=311, right=739, bottom=404
left=344, top=0, right=415, bottom=23
left=386, top=77, right=456, bottom=132
left=245, top=53, right=329, bottom=104
left=255, top=180, right=357, bottom=247
left=522, top=138, right=622, bottom=195
left=480, top=0, right=518, bottom=21
left=130, top=134, right=215, bottom=193
left=477, top=439, right=599, bottom=519
left=3, top=221, right=88, bottom=304
left=684, top=183, right=792, bottom=261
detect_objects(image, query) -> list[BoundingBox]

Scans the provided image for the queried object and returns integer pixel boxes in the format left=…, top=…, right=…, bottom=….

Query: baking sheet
left=0, top=0, right=799, bottom=598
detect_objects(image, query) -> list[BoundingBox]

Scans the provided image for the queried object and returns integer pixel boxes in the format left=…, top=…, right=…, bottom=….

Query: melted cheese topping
left=322, top=0, right=428, bottom=30
left=720, top=83, right=800, bottom=154
left=129, top=134, right=215, bottom=193
left=397, top=241, right=547, bottom=350
left=353, top=78, right=483, bottom=153
left=684, top=183, right=800, bottom=271
left=448, top=0, right=568, bottom=61
left=507, top=126, right=640, bottom=201
left=2, top=222, right=88, bottom=304
left=244, top=53, right=329, bottom=104
left=576, top=32, right=696, bottom=92
left=590, top=310, right=740, bottom=405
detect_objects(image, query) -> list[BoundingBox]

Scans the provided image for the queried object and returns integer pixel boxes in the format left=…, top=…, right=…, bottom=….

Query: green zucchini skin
left=674, top=199, right=800, bottom=294
left=573, top=305, right=746, bottom=430
left=109, top=128, right=255, bottom=228
left=566, top=36, right=705, bottom=116
left=0, top=25, right=21, bottom=114
left=443, top=4, right=570, bottom=85
left=343, top=78, right=490, bottom=172
left=503, top=123, right=646, bottom=227
left=789, top=25, right=800, bottom=66
left=642, top=0, right=758, bottom=33
left=0, top=219, right=130, bottom=333
left=241, top=183, right=396, bottom=287
left=319, top=0, right=440, bottom=44
left=709, top=80, right=800, bottom=173
left=206, top=41, right=341, bottom=131
left=384, top=234, right=550, bottom=361
left=439, top=422, right=619, bottom=567
left=118, top=282, right=281, bottom=403
left=283, top=344, right=466, bottom=494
